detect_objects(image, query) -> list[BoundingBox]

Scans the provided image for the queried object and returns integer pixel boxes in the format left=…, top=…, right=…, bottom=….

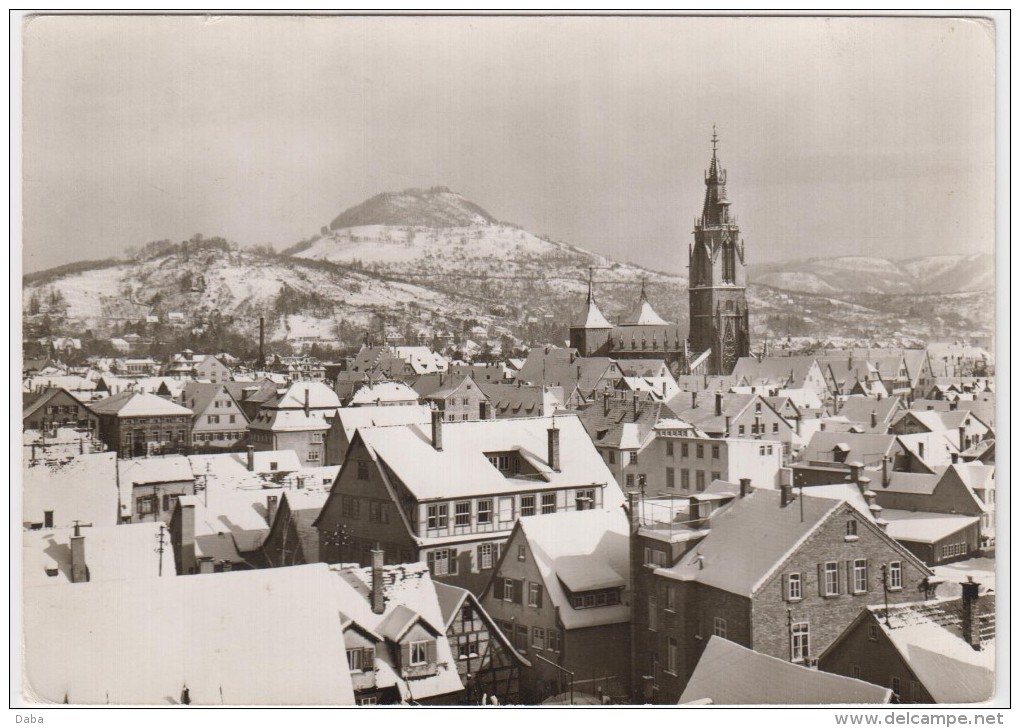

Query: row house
left=270, top=354, right=327, bottom=383
left=314, top=414, right=625, bottom=596
left=576, top=391, right=683, bottom=493
left=179, top=381, right=250, bottom=451
left=481, top=508, right=632, bottom=704
left=88, top=391, right=193, bottom=458
left=23, top=387, right=98, bottom=433
left=667, top=390, right=801, bottom=462
left=819, top=583, right=995, bottom=703
left=639, top=425, right=783, bottom=494
left=630, top=486, right=935, bottom=703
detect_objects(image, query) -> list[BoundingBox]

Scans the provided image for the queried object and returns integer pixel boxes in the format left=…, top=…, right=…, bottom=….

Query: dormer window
left=409, top=641, right=428, bottom=666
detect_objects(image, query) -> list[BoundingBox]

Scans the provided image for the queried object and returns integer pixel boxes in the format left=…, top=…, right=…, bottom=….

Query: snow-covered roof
left=357, top=415, right=623, bottom=504
left=679, top=636, right=892, bottom=705
left=23, top=452, right=119, bottom=528
left=187, top=450, right=303, bottom=480
left=350, top=381, right=419, bottom=405
left=23, top=522, right=176, bottom=587
left=517, top=508, right=630, bottom=630
left=117, top=454, right=194, bottom=486
left=177, top=493, right=271, bottom=558
left=23, top=375, right=97, bottom=393
left=801, top=483, right=875, bottom=520
left=248, top=408, right=332, bottom=432
left=332, top=404, right=433, bottom=440
left=269, top=381, right=341, bottom=410
left=88, top=391, right=192, bottom=417
left=879, top=509, right=982, bottom=544
left=23, top=564, right=356, bottom=705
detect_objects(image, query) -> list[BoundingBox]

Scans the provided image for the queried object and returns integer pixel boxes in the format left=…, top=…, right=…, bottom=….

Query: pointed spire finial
left=711, top=124, right=718, bottom=155
left=640, top=275, right=648, bottom=303
left=587, top=266, right=595, bottom=302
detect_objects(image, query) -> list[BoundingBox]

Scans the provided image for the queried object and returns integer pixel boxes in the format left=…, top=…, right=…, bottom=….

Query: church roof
left=620, top=280, right=669, bottom=326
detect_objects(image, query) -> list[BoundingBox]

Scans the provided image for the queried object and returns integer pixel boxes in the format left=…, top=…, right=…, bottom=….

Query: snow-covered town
left=16, top=13, right=1000, bottom=712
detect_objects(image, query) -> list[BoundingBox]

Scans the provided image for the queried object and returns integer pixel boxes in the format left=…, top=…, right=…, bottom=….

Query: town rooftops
left=87, top=391, right=193, bottom=418
left=799, top=432, right=901, bottom=468
left=515, top=507, right=630, bottom=630
left=23, top=563, right=355, bottom=705
left=23, top=452, right=119, bottom=529
left=477, top=382, right=563, bottom=417
left=577, top=396, right=676, bottom=450
left=179, top=381, right=247, bottom=420
left=117, top=454, right=195, bottom=486
left=731, top=355, right=821, bottom=388
left=350, top=380, right=419, bottom=406
left=679, top=636, right=892, bottom=705
left=248, top=407, right=333, bottom=432
left=879, top=510, right=982, bottom=544
left=355, top=414, right=624, bottom=504
left=836, top=396, right=903, bottom=432
left=22, top=387, right=94, bottom=423
left=266, top=381, right=341, bottom=410
left=23, top=522, right=176, bottom=587
left=515, top=348, right=620, bottom=393
left=332, top=404, right=433, bottom=441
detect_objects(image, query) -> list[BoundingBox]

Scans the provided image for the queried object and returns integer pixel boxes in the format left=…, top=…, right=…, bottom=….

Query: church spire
left=701, top=125, right=730, bottom=226
left=579, top=267, right=613, bottom=329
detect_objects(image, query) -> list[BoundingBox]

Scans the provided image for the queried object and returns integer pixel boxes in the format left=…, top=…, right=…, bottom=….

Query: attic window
left=270, top=461, right=278, bottom=472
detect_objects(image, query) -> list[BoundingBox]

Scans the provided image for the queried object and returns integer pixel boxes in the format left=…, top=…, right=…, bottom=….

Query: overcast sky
left=22, top=15, right=995, bottom=274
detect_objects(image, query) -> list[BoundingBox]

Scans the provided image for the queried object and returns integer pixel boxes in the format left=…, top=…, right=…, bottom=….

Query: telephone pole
left=155, top=523, right=167, bottom=576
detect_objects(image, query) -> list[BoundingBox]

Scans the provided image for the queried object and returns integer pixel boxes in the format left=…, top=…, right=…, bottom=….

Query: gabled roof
left=268, top=381, right=341, bottom=410
left=354, top=415, right=624, bottom=503
left=679, top=636, right=892, bottom=705
left=23, top=452, right=119, bottom=528
left=117, top=454, right=194, bottom=487
left=620, top=284, right=669, bottom=326
left=667, top=392, right=787, bottom=435
left=433, top=582, right=531, bottom=667
left=349, top=381, right=419, bottom=406
left=331, top=404, right=433, bottom=442
left=800, top=432, right=901, bottom=468
left=248, top=408, right=332, bottom=433
left=515, top=508, right=631, bottom=630
left=836, top=396, right=903, bottom=432
left=88, top=391, right=192, bottom=417
left=576, top=396, right=676, bottom=450
left=22, top=387, right=93, bottom=422
left=515, top=348, right=619, bottom=394
left=424, top=374, right=477, bottom=402
left=180, top=382, right=248, bottom=421
left=880, top=510, right=981, bottom=544
left=731, top=356, right=821, bottom=388
left=23, top=564, right=355, bottom=704
left=477, top=382, right=561, bottom=417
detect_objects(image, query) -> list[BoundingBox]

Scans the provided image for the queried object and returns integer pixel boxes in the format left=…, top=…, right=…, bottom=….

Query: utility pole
left=880, top=564, right=891, bottom=626
left=155, top=523, right=167, bottom=576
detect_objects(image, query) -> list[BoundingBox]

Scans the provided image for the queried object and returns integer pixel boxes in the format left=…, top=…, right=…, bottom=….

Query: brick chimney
left=715, top=392, right=723, bottom=417
left=632, top=393, right=640, bottom=422
left=951, top=452, right=959, bottom=464
left=266, top=494, right=279, bottom=526
left=870, top=410, right=878, bottom=429
left=371, top=546, right=386, bottom=615
left=70, top=523, right=88, bottom=583
left=958, top=425, right=967, bottom=451
left=949, top=400, right=958, bottom=411
left=221, top=560, right=233, bottom=572
left=247, top=445, right=255, bottom=472
left=198, top=556, right=215, bottom=574
left=691, top=391, right=698, bottom=409
left=603, top=389, right=611, bottom=417
left=431, top=408, right=443, bottom=451
left=882, top=455, right=891, bottom=487
left=179, top=501, right=196, bottom=575
left=960, top=577, right=982, bottom=650
left=304, top=387, right=310, bottom=416
left=548, top=422, right=561, bottom=472
left=739, top=477, right=751, bottom=498
left=626, top=491, right=640, bottom=531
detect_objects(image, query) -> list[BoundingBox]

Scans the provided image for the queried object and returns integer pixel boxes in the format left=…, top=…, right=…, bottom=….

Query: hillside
left=23, top=190, right=996, bottom=354
left=747, top=254, right=994, bottom=295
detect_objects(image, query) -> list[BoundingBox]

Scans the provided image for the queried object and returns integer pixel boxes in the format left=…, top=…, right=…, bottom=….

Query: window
left=890, top=676, right=901, bottom=696
left=532, top=626, right=545, bottom=649
left=515, top=625, right=529, bottom=654
left=851, top=665, right=862, bottom=680
left=889, top=561, right=902, bottom=590
left=430, top=548, right=457, bottom=576
left=644, top=547, right=667, bottom=567
left=520, top=495, right=536, bottom=518
left=347, top=649, right=365, bottom=672
left=681, top=470, right=690, bottom=490
left=869, top=624, right=879, bottom=642
left=541, top=493, right=557, bottom=514
left=681, top=443, right=689, bottom=457
left=307, top=451, right=320, bottom=462
left=503, top=578, right=514, bottom=602
left=342, top=496, right=360, bottom=519
left=461, top=604, right=474, bottom=626
left=696, top=444, right=704, bottom=459
left=648, top=596, right=658, bottom=631
left=667, top=637, right=678, bottom=674
left=666, top=441, right=674, bottom=457
left=546, top=629, right=560, bottom=653
left=711, top=444, right=720, bottom=460
left=229, top=415, right=236, bottom=424
left=137, top=496, right=154, bottom=515
left=772, top=422, right=779, bottom=433
left=853, top=559, right=869, bottom=593
left=608, top=450, right=616, bottom=464
left=426, top=504, right=448, bottom=530
left=563, top=472, right=593, bottom=503
left=409, top=641, right=428, bottom=666
left=162, top=494, right=179, bottom=512
left=518, top=544, right=526, bottom=561
left=846, top=520, right=858, bottom=538
left=455, top=501, right=471, bottom=527
left=787, top=572, right=802, bottom=601
left=910, top=680, right=921, bottom=702
left=711, top=471, right=721, bottom=482
left=207, top=415, right=220, bottom=424
left=356, top=461, right=369, bottom=480
left=666, top=467, right=675, bottom=489
left=791, top=622, right=809, bottom=663
left=478, top=543, right=494, bottom=569
left=665, top=585, right=676, bottom=611
left=713, top=617, right=727, bottom=638
left=626, top=474, right=635, bottom=488
left=696, top=471, right=705, bottom=492
left=738, top=425, right=745, bottom=435
left=478, top=499, right=493, bottom=524
left=528, top=582, right=543, bottom=607
left=823, top=561, right=840, bottom=596
left=457, top=634, right=479, bottom=659
left=629, top=452, right=638, bottom=465
left=499, top=497, right=515, bottom=524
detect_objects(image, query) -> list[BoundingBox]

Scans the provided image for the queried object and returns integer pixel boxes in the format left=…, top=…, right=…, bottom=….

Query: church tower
left=688, top=127, right=750, bottom=375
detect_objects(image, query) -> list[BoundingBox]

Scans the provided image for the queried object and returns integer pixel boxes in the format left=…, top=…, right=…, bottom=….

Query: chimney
left=180, top=501, right=196, bottom=575
left=724, top=415, right=731, bottom=437
left=882, top=456, right=891, bottom=487
left=198, top=556, right=215, bottom=574
left=44, top=510, right=53, bottom=529
left=951, top=452, right=959, bottom=464
left=569, top=351, right=576, bottom=364
left=960, top=577, right=982, bottom=650
left=958, top=425, right=967, bottom=451
left=633, top=394, right=640, bottom=422
left=266, top=495, right=279, bottom=526
left=70, top=523, right=88, bottom=583
left=603, top=389, right=611, bottom=417
left=691, top=391, right=698, bottom=409
left=304, top=387, right=310, bottom=416
left=371, top=546, right=386, bottom=614
left=820, top=421, right=826, bottom=432
left=739, top=478, right=751, bottom=497
left=780, top=483, right=795, bottom=508
left=479, top=400, right=491, bottom=420
left=870, top=410, right=878, bottom=429
left=626, top=491, right=639, bottom=530
left=715, top=392, right=723, bottom=417
left=548, top=422, right=561, bottom=472
left=221, top=560, right=233, bottom=572
left=949, top=400, right=958, bottom=411
left=246, top=445, right=255, bottom=472
left=431, top=408, right=443, bottom=451
left=847, top=461, right=863, bottom=484
left=258, top=316, right=265, bottom=367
